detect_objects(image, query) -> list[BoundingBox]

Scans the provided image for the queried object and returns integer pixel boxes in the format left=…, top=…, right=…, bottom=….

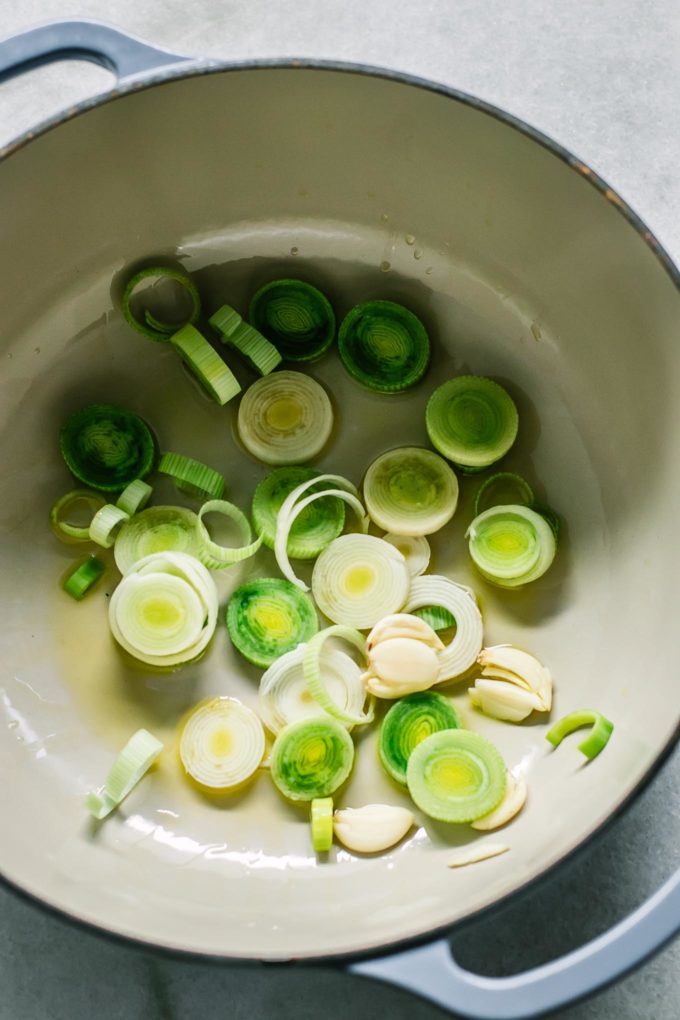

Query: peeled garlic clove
left=447, top=842, right=509, bottom=868
left=334, top=804, right=414, bottom=853
left=471, top=771, right=528, bottom=831
left=478, top=644, right=552, bottom=711
left=366, top=613, right=444, bottom=651
left=363, top=637, right=440, bottom=698
left=469, top=678, right=543, bottom=722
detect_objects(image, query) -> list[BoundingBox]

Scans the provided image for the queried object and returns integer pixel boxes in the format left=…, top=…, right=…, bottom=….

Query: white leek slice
left=312, top=534, right=410, bottom=629
left=258, top=644, right=366, bottom=733
left=469, top=678, right=543, bottom=722
left=382, top=533, right=431, bottom=577
left=195, top=498, right=263, bottom=569
left=334, top=804, right=414, bottom=853
left=363, top=446, right=458, bottom=536
left=114, top=506, right=201, bottom=574
left=179, top=697, right=265, bottom=790
left=274, top=473, right=369, bottom=591
left=472, top=771, right=528, bottom=831
left=89, top=504, right=130, bottom=548
left=302, top=625, right=374, bottom=725
left=237, top=370, right=333, bottom=464
left=85, top=728, right=163, bottom=819
left=447, top=843, right=510, bottom=868
left=109, top=551, right=218, bottom=667
left=478, top=645, right=553, bottom=712
left=404, top=575, right=484, bottom=682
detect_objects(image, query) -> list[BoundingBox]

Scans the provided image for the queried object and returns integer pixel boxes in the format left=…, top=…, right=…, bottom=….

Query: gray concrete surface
left=1, top=2, right=679, bottom=1018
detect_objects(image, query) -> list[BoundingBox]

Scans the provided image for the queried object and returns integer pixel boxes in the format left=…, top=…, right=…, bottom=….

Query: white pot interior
left=0, top=67, right=678, bottom=959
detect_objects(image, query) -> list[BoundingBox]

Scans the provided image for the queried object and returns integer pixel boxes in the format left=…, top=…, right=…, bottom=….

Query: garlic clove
left=469, top=678, right=543, bottom=722
left=471, top=771, right=528, bottom=830
left=364, top=637, right=440, bottom=700
left=334, top=804, right=415, bottom=853
left=478, top=644, right=552, bottom=711
left=366, top=613, right=444, bottom=651
left=447, top=842, right=509, bottom=868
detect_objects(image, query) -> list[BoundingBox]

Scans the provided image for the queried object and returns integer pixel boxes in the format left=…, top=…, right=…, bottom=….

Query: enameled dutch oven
left=0, top=21, right=679, bottom=1019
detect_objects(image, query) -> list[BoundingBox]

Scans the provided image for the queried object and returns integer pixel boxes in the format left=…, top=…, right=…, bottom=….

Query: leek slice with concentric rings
left=121, top=265, right=201, bottom=342
left=195, top=499, right=263, bottom=569
left=248, top=279, right=335, bottom=362
left=404, top=575, right=484, bottom=682
left=237, top=370, right=333, bottom=464
left=406, top=729, right=507, bottom=823
left=179, top=697, right=265, bottom=791
left=379, top=691, right=461, bottom=785
left=49, top=489, right=106, bottom=543
left=338, top=300, right=430, bottom=392
left=363, top=446, right=458, bottom=536
left=381, top=534, right=431, bottom=577
left=258, top=644, right=366, bottom=734
left=60, top=403, right=157, bottom=493
left=426, top=376, right=518, bottom=471
left=311, top=534, right=410, bottom=628
left=114, top=506, right=201, bottom=574
left=227, top=578, right=318, bottom=667
left=302, top=625, right=374, bottom=726
left=270, top=716, right=355, bottom=802
left=473, top=472, right=534, bottom=518
left=466, top=504, right=556, bottom=587
left=252, top=467, right=345, bottom=557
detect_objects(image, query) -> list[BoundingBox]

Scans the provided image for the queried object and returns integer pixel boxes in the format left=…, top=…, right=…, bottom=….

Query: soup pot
left=0, top=21, right=678, bottom=1020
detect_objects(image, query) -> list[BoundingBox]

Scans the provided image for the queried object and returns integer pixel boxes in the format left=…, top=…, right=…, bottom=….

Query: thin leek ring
left=303, top=625, right=374, bottom=726
left=195, top=499, right=264, bottom=569
left=122, top=265, right=201, bottom=342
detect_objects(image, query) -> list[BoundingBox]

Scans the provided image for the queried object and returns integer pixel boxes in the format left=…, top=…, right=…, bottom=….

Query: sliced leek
left=171, top=324, right=242, bottom=405
left=89, top=504, right=130, bottom=548
left=467, top=504, right=556, bottom=587
left=227, top=578, right=318, bottom=667
left=237, top=370, right=333, bottom=465
left=311, top=534, right=410, bottom=628
left=303, top=625, right=374, bottom=725
left=60, top=404, right=156, bottom=492
left=546, top=710, right=614, bottom=760
left=426, top=376, right=518, bottom=471
left=179, top=697, right=265, bottom=791
left=116, top=479, right=153, bottom=516
left=404, top=575, right=484, bottom=682
left=109, top=551, right=218, bottom=667
left=473, top=472, right=534, bottom=517
left=195, top=499, right=263, bottom=569
left=252, top=467, right=345, bottom=557
left=63, top=556, right=105, bottom=600
left=406, top=729, right=507, bottom=823
left=209, top=304, right=282, bottom=375
left=382, top=533, right=431, bottom=577
left=122, top=265, right=201, bottom=342
left=363, top=447, right=458, bottom=536
left=158, top=451, right=225, bottom=501
left=258, top=644, right=366, bottom=734
left=248, top=279, right=335, bottom=362
left=114, top=505, right=201, bottom=574
left=85, top=728, right=163, bottom=819
left=49, top=489, right=106, bottom=543
left=379, top=691, right=461, bottom=785
left=338, top=300, right=430, bottom=392
left=270, top=716, right=355, bottom=802
left=311, top=797, right=334, bottom=852
left=333, top=804, right=414, bottom=853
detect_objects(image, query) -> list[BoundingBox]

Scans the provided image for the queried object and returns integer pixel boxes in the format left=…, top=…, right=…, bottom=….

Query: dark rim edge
left=1, top=55, right=679, bottom=968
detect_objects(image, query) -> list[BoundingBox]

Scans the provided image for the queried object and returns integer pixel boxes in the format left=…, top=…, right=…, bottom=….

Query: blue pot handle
left=0, top=19, right=195, bottom=85
left=350, top=866, right=680, bottom=1018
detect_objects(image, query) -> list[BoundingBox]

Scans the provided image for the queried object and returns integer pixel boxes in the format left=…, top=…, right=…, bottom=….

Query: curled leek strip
left=311, top=797, right=334, bottom=852
left=378, top=691, right=461, bottom=785
left=406, top=730, right=507, bottom=823
left=258, top=644, right=366, bottom=734
left=252, top=467, right=346, bottom=557
left=209, top=304, right=282, bottom=376
left=114, top=506, right=202, bottom=574
left=60, top=403, right=157, bottom=493
left=338, top=299, right=430, bottom=392
left=63, top=556, right=105, bottom=601
left=49, top=489, right=106, bottom=543
left=466, top=504, right=557, bottom=587
left=248, top=279, right=335, bottom=362
left=270, top=716, right=355, bottom=802
left=179, top=697, right=265, bottom=791
left=122, top=265, right=201, bottom=342
left=382, top=533, right=431, bottom=578
left=158, top=451, right=225, bottom=501
left=116, top=479, right=153, bottom=516
left=303, top=625, right=374, bottom=726
left=426, top=376, right=518, bottom=471
left=171, top=325, right=242, bottom=406
left=195, top=499, right=263, bottom=569
left=363, top=447, right=459, bottom=536
left=85, top=728, right=163, bottom=819
left=109, top=551, right=218, bottom=667
left=237, top=370, right=333, bottom=465
left=312, top=535, right=411, bottom=628
left=89, top=504, right=130, bottom=548
left=546, top=710, right=614, bottom=760
left=227, top=577, right=318, bottom=668
left=403, top=575, right=484, bottom=682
